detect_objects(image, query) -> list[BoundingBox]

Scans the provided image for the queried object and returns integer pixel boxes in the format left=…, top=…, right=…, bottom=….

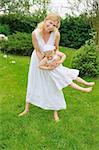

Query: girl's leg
left=69, top=82, right=92, bottom=92
left=18, top=102, right=30, bottom=116
left=54, top=111, right=59, bottom=122
left=76, top=77, right=95, bottom=86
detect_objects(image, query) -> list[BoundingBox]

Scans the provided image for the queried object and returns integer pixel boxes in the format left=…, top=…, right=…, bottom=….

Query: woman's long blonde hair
left=37, top=13, right=61, bottom=32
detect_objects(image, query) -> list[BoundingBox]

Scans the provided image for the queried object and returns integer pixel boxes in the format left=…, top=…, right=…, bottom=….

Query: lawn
left=0, top=48, right=99, bottom=150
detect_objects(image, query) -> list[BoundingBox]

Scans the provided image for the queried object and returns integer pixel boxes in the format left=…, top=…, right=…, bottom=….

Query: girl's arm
left=32, top=31, right=44, bottom=61
left=56, top=51, right=66, bottom=63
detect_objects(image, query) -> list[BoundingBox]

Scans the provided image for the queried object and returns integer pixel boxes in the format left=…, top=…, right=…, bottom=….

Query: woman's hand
left=55, top=61, right=62, bottom=66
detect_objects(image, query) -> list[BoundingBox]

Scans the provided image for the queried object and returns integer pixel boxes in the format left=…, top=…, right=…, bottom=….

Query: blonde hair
left=37, top=13, right=61, bottom=32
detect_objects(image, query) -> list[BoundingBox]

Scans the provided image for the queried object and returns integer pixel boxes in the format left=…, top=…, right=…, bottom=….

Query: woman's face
left=44, top=19, right=58, bottom=32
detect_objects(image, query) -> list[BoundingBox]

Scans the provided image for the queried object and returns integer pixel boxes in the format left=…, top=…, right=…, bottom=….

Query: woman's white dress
left=26, top=28, right=79, bottom=110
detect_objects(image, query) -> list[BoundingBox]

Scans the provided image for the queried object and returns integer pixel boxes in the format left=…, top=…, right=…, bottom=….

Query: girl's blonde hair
left=37, top=13, right=61, bottom=32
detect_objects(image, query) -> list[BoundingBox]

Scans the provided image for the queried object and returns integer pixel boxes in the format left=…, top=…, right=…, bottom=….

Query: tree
left=30, top=0, right=50, bottom=17
left=65, top=0, right=99, bottom=45
left=0, top=0, right=51, bottom=19
left=0, top=0, right=30, bottom=15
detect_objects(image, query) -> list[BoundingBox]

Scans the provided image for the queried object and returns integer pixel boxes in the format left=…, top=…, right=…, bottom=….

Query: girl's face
left=45, top=50, right=54, bottom=60
left=44, top=20, right=58, bottom=32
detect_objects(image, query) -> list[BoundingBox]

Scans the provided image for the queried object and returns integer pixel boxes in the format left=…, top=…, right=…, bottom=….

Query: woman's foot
left=85, top=82, right=95, bottom=86
left=18, top=110, right=29, bottom=116
left=83, top=87, right=93, bottom=93
left=54, top=111, right=60, bottom=122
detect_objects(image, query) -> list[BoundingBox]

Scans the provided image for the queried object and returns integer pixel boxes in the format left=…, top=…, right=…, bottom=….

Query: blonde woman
left=18, top=13, right=66, bottom=121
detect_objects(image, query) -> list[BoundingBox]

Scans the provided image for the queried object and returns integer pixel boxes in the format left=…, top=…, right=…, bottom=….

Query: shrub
left=60, top=15, right=92, bottom=49
left=0, top=13, right=43, bottom=34
left=0, top=13, right=93, bottom=49
left=0, top=32, right=33, bottom=56
left=71, top=40, right=99, bottom=77
left=0, top=24, right=11, bottom=35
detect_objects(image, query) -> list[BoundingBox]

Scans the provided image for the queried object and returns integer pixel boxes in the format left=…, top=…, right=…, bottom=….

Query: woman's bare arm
left=54, top=31, right=60, bottom=51
left=32, top=31, right=44, bottom=60
left=49, top=31, right=62, bottom=68
left=39, top=65, right=54, bottom=70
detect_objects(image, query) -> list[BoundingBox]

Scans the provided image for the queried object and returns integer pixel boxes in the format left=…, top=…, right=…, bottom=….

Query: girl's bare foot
left=54, top=111, right=60, bottom=122
left=85, top=82, right=95, bottom=86
left=18, top=110, right=29, bottom=116
left=83, top=87, right=93, bottom=93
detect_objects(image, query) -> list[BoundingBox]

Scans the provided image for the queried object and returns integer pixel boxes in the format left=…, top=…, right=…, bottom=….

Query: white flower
left=11, top=60, right=16, bottom=64
left=3, top=55, right=7, bottom=58
left=0, top=34, right=8, bottom=41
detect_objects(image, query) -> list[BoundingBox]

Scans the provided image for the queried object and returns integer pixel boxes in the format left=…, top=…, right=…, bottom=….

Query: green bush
left=60, top=14, right=92, bottom=49
left=0, top=13, right=44, bottom=35
left=0, top=24, right=11, bottom=35
left=0, top=13, right=93, bottom=49
left=0, top=32, right=33, bottom=56
left=71, top=40, right=99, bottom=77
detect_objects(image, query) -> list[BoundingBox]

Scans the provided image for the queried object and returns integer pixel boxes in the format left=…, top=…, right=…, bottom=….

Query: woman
left=18, top=13, right=65, bottom=121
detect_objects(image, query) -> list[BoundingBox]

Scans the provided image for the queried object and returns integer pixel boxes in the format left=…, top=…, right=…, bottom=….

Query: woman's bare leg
left=69, top=82, right=92, bottom=92
left=76, top=77, right=95, bottom=86
left=18, top=102, right=30, bottom=116
left=54, top=111, right=59, bottom=122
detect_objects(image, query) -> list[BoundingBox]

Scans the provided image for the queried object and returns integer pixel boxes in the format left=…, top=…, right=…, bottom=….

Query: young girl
left=39, top=44, right=95, bottom=92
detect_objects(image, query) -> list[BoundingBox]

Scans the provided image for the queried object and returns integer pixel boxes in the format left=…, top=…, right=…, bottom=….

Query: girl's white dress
left=26, top=28, right=79, bottom=110
left=47, top=54, right=79, bottom=90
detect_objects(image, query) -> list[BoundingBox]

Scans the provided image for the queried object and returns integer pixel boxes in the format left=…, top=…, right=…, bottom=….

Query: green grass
left=0, top=48, right=99, bottom=150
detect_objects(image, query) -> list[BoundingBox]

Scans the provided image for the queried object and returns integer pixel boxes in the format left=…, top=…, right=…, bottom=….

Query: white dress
left=47, top=54, right=79, bottom=90
left=26, top=28, right=66, bottom=110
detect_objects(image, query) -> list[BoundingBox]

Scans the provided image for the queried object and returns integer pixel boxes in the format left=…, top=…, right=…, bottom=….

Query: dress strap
left=48, top=31, right=56, bottom=45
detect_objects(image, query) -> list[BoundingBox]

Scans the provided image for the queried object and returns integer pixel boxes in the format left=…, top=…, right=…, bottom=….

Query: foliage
left=60, top=15, right=92, bottom=49
left=0, top=14, right=35, bottom=34
left=0, top=13, right=46, bottom=34
left=0, top=0, right=50, bottom=16
left=0, top=24, right=11, bottom=35
left=0, top=32, right=33, bottom=56
left=0, top=13, right=94, bottom=49
left=71, top=39, right=99, bottom=77
left=0, top=0, right=30, bottom=14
